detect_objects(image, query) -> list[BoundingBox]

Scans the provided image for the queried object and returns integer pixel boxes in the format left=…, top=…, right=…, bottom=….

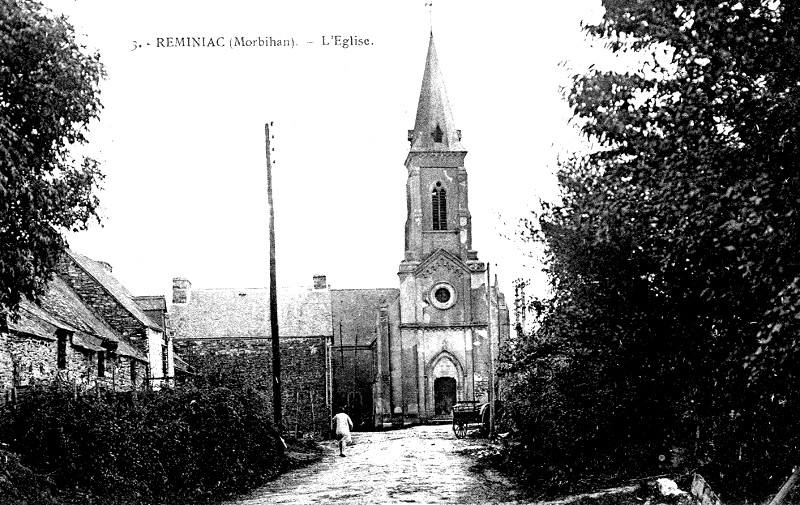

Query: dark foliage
left=0, top=386, right=285, bottom=504
left=499, top=0, right=800, bottom=500
left=1, top=0, right=105, bottom=320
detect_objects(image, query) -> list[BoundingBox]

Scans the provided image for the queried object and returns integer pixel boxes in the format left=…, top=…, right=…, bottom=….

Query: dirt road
left=223, top=424, right=527, bottom=504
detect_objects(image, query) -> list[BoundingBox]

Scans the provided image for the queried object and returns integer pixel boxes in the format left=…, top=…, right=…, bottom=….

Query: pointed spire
left=408, top=33, right=464, bottom=152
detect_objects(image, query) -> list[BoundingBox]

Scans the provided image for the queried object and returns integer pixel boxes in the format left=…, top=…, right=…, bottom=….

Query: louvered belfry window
left=432, top=182, right=447, bottom=230
left=433, top=125, right=444, bottom=143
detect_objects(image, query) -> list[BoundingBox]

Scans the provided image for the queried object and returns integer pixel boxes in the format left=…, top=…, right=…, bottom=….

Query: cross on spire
left=425, top=2, right=433, bottom=34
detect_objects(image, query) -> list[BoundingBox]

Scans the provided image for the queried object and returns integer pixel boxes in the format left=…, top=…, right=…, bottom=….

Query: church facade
left=333, top=34, right=510, bottom=427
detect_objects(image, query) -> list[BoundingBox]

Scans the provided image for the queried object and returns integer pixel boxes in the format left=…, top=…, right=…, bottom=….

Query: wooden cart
left=451, top=400, right=484, bottom=438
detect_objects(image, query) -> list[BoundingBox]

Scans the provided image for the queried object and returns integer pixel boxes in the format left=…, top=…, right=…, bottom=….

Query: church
left=171, top=33, right=510, bottom=431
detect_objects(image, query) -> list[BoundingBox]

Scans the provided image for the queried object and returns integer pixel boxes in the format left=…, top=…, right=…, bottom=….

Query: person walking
left=331, top=407, right=354, bottom=457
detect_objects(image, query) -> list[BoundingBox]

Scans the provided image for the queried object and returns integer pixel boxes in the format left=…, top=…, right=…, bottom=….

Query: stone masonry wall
left=0, top=332, right=94, bottom=389
left=174, top=336, right=330, bottom=435
left=98, top=355, right=145, bottom=391
left=0, top=332, right=13, bottom=390
left=57, top=256, right=149, bottom=354
left=0, top=330, right=146, bottom=394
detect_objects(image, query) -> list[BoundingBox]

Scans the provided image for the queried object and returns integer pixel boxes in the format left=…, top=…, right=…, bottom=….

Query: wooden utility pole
left=486, top=263, right=495, bottom=437
left=339, top=319, right=344, bottom=409
left=265, top=122, right=282, bottom=429
left=353, top=332, right=358, bottom=404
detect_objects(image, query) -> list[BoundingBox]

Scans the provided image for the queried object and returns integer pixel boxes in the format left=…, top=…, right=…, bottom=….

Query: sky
left=45, top=0, right=611, bottom=311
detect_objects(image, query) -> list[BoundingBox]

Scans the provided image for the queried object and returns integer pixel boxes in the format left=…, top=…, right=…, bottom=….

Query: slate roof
left=67, top=250, right=163, bottom=332
left=409, top=33, right=464, bottom=153
left=134, top=296, right=167, bottom=329
left=7, top=304, right=58, bottom=341
left=133, top=296, right=167, bottom=312
left=21, top=297, right=106, bottom=352
left=8, top=276, right=147, bottom=360
left=37, top=276, right=147, bottom=360
left=171, top=286, right=333, bottom=340
left=331, top=289, right=399, bottom=347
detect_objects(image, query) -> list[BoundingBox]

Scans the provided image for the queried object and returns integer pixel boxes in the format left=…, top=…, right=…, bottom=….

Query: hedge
left=0, top=386, right=285, bottom=504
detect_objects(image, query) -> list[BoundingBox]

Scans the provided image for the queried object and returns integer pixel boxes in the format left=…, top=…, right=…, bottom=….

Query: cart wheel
left=453, top=418, right=467, bottom=439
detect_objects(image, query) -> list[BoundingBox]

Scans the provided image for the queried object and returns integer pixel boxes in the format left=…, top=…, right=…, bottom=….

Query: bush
left=0, top=386, right=285, bottom=504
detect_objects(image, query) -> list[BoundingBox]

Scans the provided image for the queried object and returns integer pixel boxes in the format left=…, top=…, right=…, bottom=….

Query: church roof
left=331, top=288, right=399, bottom=347
left=171, top=286, right=333, bottom=340
left=409, top=33, right=464, bottom=152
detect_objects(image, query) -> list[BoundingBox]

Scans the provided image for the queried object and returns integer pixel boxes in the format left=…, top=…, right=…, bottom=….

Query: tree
left=501, top=1, right=800, bottom=498
left=1, top=0, right=105, bottom=320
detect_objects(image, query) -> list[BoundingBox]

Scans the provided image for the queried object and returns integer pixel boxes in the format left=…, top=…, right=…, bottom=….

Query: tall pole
left=339, top=319, right=344, bottom=410
left=265, top=122, right=282, bottom=429
left=486, top=262, right=495, bottom=437
left=353, top=331, right=358, bottom=415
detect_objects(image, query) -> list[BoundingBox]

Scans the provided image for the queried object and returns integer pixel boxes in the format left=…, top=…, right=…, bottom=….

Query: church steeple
left=407, top=34, right=464, bottom=152
left=401, top=33, right=478, bottom=268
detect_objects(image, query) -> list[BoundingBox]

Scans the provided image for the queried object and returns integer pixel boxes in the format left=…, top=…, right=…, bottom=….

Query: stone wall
left=57, top=256, right=149, bottom=354
left=0, top=332, right=90, bottom=389
left=0, top=331, right=145, bottom=393
left=0, top=332, right=13, bottom=389
left=174, top=336, right=330, bottom=435
left=100, top=354, right=145, bottom=391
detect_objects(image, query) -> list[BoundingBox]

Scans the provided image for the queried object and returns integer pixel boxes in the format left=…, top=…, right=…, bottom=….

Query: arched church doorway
left=434, top=377, right=456, bottom=415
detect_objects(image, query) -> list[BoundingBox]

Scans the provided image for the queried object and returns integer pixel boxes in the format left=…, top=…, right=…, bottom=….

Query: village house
left=169, top=275, right=333, bottom=434
left=56, top=250, right=176, bottom=387
left=0, top=249, right=177, bottom=397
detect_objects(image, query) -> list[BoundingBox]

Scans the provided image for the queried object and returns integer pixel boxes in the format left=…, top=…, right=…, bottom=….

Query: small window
left=130, top=359, right=137, bottom=384
left=432, top=182, right=447, bottom=231
left=433, top=124, right=443, bottom=143
left=97, top=351, right=105, bottom=377
left=56, top=330, right=67, bottom=369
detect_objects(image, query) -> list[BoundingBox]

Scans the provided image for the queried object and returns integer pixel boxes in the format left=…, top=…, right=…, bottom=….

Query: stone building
left=1, top=250, right=175, bottom=395
left=333, top=34, right=510, bottom=427
left=169, top=276, right=333, bottom=434
left=56, top=250, right=175, bottom=387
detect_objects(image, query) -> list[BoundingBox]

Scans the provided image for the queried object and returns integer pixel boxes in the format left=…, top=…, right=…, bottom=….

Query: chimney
left=98, top=261, right=113, bottom=273
left=172, top=277, right=191, bottom=304
left=313, top=275, right=327, bottom=290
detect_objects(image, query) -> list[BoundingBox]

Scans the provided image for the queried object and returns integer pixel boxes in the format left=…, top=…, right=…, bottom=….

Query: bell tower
left=367, top=31, right=509, bottom=426
left=391, top=33, right=498, bottom=422
left=400, top=34, right=482, bottom=270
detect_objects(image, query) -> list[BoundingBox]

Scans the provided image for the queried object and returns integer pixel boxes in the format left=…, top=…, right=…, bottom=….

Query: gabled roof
left=171, top=286, right=333, bottom=340
left=12, top=300, right=106, bottom=353
left=133, top=296, right=167, bottom=312
left=331, top=288, right=399, bottom=347
left=414, top=248, right=471, bottom=276
left=35, top=276, right=147, bottom=360
left=67, top=250, right=162, bottom=332
left=409, top=33, right=464, bottom=153
left=134, top=295, right=167, bottom=329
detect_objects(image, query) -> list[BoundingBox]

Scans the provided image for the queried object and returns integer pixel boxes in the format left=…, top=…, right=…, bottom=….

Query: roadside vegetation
left=499, top=1, right=800, bottom=501
left=0, top=386, right=287, bottom=504
left=1, top=0, right=105, bottom=322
